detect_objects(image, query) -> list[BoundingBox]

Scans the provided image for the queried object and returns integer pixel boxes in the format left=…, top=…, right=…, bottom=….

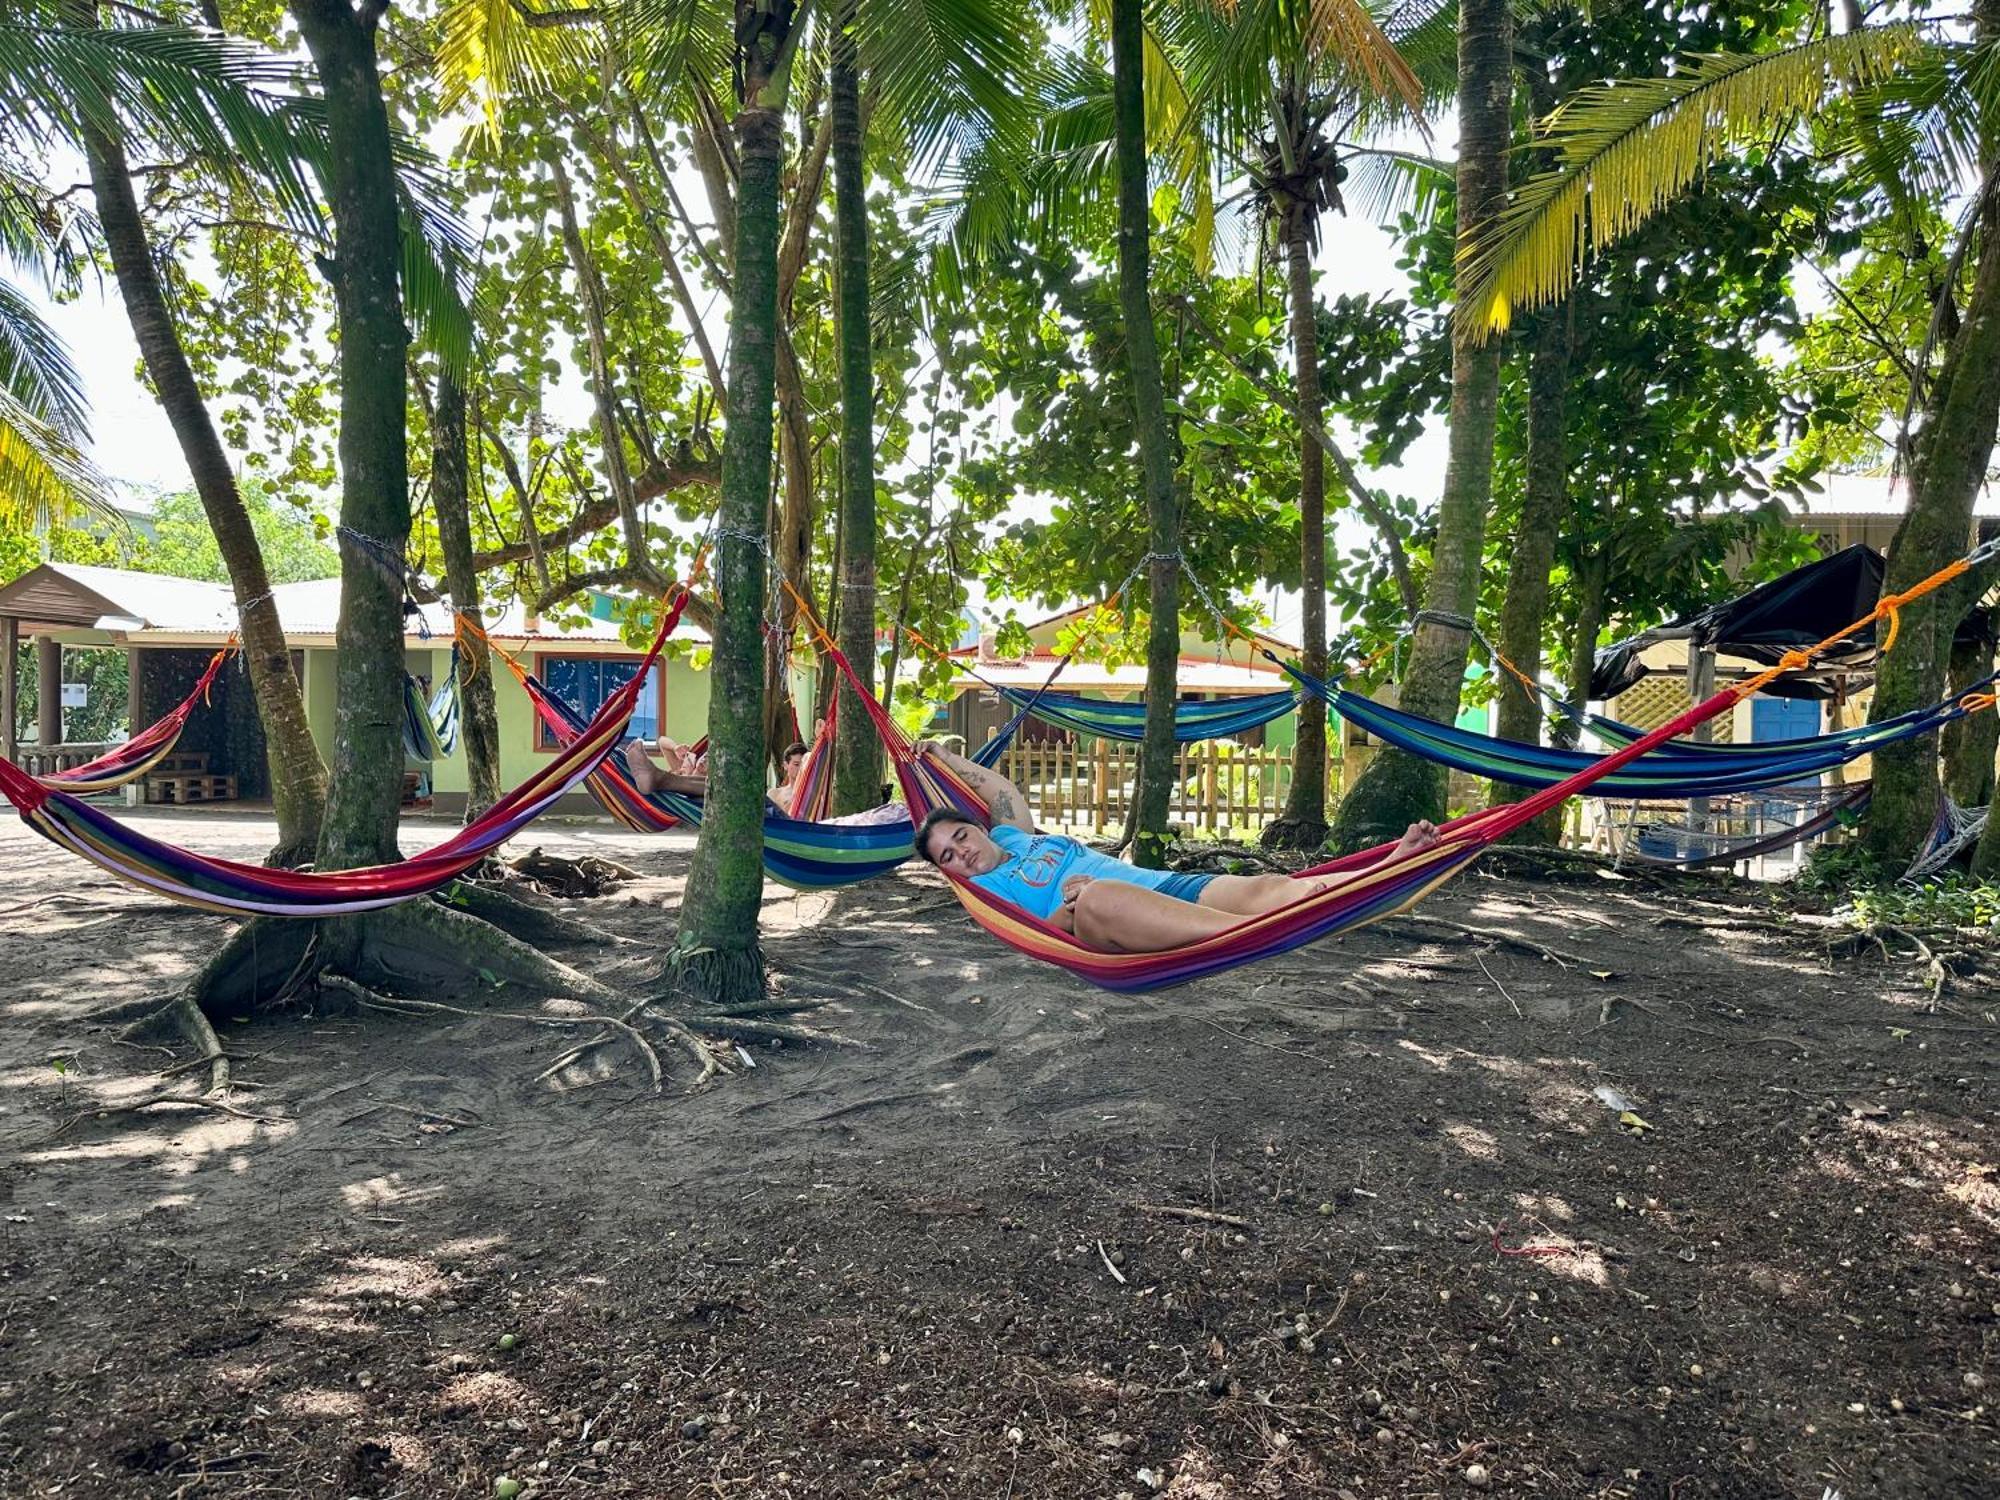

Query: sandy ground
left=0, top=806, right=1995, bottom=1499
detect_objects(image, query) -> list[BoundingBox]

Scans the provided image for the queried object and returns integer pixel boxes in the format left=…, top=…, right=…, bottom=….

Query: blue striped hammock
left=1292, top=667, right=1996, bottom=800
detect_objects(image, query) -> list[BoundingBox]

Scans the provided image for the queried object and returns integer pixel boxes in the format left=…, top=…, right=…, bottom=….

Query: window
left=535, top=655, right=663, bottom=750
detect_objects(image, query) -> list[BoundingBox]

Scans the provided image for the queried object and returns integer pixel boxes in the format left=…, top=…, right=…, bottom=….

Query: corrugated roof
left=1798, top=472, right=2000, bottom=517
left=0, top=564, right=709, bottom=646
left=951, top=658, right=1288, bottom=693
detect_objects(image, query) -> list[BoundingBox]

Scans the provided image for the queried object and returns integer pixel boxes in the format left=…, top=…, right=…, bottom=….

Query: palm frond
left=0, top=25, right=325, bottom=234
left=1188, top=0, right=1424, bottom=141
left=1341, top=144, right=1450, bottom=227
left=0, top=275, right=87, bottom=434
left=610, top=0, right=732, bottom=106
left=436, top=0, right=601, bottom=137
left=1458, top=24, right=1926, bottom=341
left=856, top=0, right=1045, bottom=173
left=0, top=383, right=116, bottom=531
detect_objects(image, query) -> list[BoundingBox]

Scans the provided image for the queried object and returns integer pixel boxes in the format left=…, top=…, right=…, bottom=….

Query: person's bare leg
left=1072, top=880, right=1242, bottom=953
left=1196, top=872, right=1312, bottom=916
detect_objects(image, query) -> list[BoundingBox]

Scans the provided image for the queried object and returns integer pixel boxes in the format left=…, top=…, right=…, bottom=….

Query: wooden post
left=1, top=615, right=15, bottom=761
left=1093, top=742, right=1109, bottom=830
left=126, top=646, right=143, bottom=735
left=35, top=634, right=60, bottom=747
left=1203, top=744, right=1218, bottom=830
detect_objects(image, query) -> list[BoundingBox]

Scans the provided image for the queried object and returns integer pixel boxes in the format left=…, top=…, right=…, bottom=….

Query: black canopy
left=1590, top=544, right=1891, bottom=702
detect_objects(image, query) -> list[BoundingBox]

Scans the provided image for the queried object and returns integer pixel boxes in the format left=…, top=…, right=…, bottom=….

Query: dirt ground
left=1, top=808, right=1995, bottom=1500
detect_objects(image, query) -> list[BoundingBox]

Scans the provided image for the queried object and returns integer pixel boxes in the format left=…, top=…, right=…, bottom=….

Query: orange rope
left=1960, top=690, right=1997, bottom=715
left=1732, top=551, right=1980, bottom=700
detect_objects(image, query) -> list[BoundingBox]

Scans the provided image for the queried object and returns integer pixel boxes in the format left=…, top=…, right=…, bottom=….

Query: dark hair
left=782, top=741, right=808, bottom=762
left=915, top=807, right=979, bottom=864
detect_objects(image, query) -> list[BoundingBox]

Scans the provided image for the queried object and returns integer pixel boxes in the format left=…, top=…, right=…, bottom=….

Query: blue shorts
left=1147, top=871, right=1216, bottom=905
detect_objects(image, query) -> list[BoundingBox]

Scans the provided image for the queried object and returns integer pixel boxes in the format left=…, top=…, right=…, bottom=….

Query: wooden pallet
left=150, top=752, right=209, bottom=775
left=145, top=774, right=238, bottom=804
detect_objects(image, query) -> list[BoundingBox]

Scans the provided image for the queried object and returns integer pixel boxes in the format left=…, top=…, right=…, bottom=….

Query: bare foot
left=622, top=739, right=662, bottom=794
left=1392, top=819, right=1441, bottom=860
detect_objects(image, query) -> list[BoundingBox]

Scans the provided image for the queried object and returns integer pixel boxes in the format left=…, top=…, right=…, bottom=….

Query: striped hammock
left=518, top=675, right=1003, bottom=891
left=400, top=649, right=463, bottom=762
left=1297, top=670, right=1996, bottom=799
left=988, top=683, right=1299, bottom=743
left=0, top=592, right=691, bottom=916
left=813, top=628, right=1868, bottom=991
left=33, top=647, right=232, bottom=795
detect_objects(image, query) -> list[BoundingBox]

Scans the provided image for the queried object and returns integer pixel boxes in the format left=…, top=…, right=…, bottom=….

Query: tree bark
left=432, top=370, right=504, bottom=820
left=78, top=73, right=326, bottom=866
left=829, top=0, right=880, bottom=814
left=1941, top=621, right=1997, bottom=808
left=674, top=57, right=788, bottom=1001
left=1329, top=0, right=1511, bottom=853
left=1264, top=196, right=1329, bottom=851
left=1557, top=547, right=1606, bottom=753
left=1489, top=303, right=1570, bottom=844
left=292, top=0, right=412, bottom=873
left=1864, top=0, right=2000, bottom=862
left=1111, top=0, right=1181, bottom=870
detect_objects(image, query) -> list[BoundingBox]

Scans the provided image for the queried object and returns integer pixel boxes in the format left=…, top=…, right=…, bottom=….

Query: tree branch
left=1173, top=297, right=1420, bottom=620
left=469, top=446, right=719, bottom=571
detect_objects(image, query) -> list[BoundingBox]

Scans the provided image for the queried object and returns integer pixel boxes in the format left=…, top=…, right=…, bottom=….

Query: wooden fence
left=991, top=738, right=1295, bottom=835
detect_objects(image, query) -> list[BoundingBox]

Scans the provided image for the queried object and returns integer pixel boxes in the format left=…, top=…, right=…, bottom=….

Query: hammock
left=1297, top=671, right=1995, bottom=799
left=986, top=683, right=1299, bottom=743
left=31, top=647, right=232, bottom=795
left=1609, top=783, right=1871, bottom=870
left=816, top=534, right=2000, bottom=992
left=0, top=592, right=692, bottom=916
left=517, top=674, right=999, bottom=890
left=1905, top=793, right=1990, bottom=880
left=400, top=650, right=463, bottom=762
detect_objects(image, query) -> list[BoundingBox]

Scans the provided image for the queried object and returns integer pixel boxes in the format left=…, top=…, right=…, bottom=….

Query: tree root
left=1259, top=816, right=1329, bottom=854
left=346, top=899, right=626, bottom=1009
left=765, top=957, right=935, bottom=1019
left=681, top=1014, right=866, bottom=1049
left=665, top=941, right=767, bottom=1008
left=1829, top=922, right=1955, bottom=1011
left=50, top=1092, right=282, bottom=1138
left=1379, top=916, right=1587, bottom=969
left=501, top=846, right=642, bottom=897
left=440, top=879, right=630, bottom=948
left=324, top=976, right=666, bottom=1094
left=115, top=993, right=234, bottom=1096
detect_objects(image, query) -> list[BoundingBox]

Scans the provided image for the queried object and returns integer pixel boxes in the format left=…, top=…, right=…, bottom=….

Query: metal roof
left=0, top=564, right=709, bottom=646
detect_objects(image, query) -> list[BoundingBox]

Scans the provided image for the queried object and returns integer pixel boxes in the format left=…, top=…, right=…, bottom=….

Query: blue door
left=1751, top=695, right=1822, bottom=746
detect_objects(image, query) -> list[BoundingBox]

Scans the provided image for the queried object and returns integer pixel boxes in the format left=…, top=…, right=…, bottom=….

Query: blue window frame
left=535, top=654, right=663, bottom=750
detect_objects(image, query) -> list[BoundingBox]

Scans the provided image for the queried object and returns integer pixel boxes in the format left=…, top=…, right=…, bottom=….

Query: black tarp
left=1588, top=542, right=1993, bottom=701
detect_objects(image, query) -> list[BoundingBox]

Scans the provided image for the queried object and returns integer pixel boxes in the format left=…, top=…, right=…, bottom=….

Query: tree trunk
left=78, top=72, right=326, bottom=866
left=1942, top=623, right=1997, bottom=809
left=1557, top=547, right=1606, bottom=753
left=1111, top=0, right=1181, bottom=870
left=1489, top=303, right=1570, bottom=845
left=1864, top=0, right=2000, bottom=862
left=292, top=0, right=412, bottom=874
left=432, top=370, right=504, bottom=820
left=1264, top=197, right=1328, bottom=851
left=829, top=0, right=880, bottom=814
left=1329, top=0, right=1511, bottom=853
left=673, top=87, right=785, bottom=1001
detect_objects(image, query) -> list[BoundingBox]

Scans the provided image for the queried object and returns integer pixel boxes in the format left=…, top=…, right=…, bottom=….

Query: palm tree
left=931, top=1, right=1424, bottom=862
left=1454, top=11, right=1992, bottom=861
left=1170, top=0, right=1429, bottom=850
left=6, top=12, right=472, bottom=861
left=822, top=0, right=1037, bottom=812
left=1325, top=0, right=1513, bottom=852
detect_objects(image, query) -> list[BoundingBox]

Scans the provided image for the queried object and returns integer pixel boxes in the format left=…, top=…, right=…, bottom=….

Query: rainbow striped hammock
left=818, top=637, right=1823, bottom=993
left=513, top=648, right=1060, bottom=891
left=0, top=593, right=692, bottom=916
left=30, top=646, right=233, bottom=795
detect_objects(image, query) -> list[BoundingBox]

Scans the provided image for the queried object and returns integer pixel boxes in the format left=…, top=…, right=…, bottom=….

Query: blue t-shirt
left=970, top=825, right=1192, bottom=920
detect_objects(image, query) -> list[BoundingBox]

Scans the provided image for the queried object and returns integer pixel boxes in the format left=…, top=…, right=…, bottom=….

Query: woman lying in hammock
left=913, top=743, right=1439, bottom=954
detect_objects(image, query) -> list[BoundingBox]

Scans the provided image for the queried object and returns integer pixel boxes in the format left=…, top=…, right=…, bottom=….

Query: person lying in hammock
left=912, top=743, right=1440, bottom=954
left=623, top=733, right=909, bottom=826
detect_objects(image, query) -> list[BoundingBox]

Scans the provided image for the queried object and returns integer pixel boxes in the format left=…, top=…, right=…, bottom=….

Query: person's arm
left=918, top=742, right=1033, bottom=832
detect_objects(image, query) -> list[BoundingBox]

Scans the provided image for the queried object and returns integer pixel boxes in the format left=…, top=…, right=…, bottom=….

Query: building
left=0, top=563, right=717, bottom=816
